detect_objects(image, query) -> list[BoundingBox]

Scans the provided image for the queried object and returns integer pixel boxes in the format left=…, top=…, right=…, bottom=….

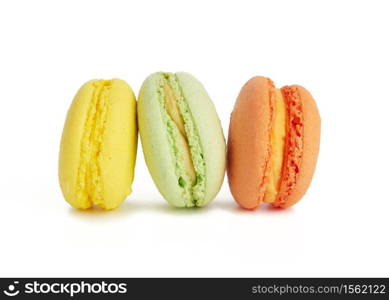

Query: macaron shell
left=98, top=79, right=137, bottom=209
left=227, top=76, right=274, bottom=209
left=138, top=74, right=186, bottom=207
left=273, top=85, right=321, bottom=208
left=175, top=72, right=226, bottom=206
left=59, top=80, right=97, bottom=209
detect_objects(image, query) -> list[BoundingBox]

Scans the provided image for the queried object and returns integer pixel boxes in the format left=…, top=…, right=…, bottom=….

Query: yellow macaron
left=59, top=79, right=137, bottom=209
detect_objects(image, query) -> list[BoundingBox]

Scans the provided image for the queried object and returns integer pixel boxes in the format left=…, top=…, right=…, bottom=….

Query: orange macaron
left=227, top=76, right=321, bottom=209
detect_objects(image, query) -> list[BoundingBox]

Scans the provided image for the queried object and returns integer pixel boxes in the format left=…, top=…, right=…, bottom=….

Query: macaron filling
left=163, top=81, right=197, bottom=185
left=76, top=80, right=111, bottom=208
left=157, top=73, right=206, bottom=207
left=263, top=89, right=287, bottom=204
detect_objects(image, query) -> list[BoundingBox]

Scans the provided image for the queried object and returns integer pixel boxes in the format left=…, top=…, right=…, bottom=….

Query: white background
left=0, top=0, right=388, bottom=277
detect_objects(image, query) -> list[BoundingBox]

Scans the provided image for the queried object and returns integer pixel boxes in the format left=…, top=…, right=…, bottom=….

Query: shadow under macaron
left=211, top=198, right=296, bottom=215
left=67, top=197, right=296, bottom=220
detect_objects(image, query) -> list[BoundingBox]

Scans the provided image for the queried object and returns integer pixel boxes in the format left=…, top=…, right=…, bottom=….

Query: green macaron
left=138, top=72, right=226, bottom=207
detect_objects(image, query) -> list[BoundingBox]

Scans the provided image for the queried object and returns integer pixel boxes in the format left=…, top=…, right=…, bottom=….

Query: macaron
left=138, top=72, right=226, bottom=207
left=227, top=76, right=320, bottom=209
left=59, top=79, right=137, bottom=209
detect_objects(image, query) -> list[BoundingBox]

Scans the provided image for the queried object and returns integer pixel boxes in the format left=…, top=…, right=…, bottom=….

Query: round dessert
left=59, top=79, right=137, bottom=209
left=138, top=72, right=226, bottom=207
left=227, top=76, right=320, bottom=209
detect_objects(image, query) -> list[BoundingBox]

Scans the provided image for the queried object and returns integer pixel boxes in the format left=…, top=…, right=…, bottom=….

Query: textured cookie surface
left=227, top=77, right=274, bottom=209
left=138, top=72, right=225, bottom=207
left=273, top=85, right=320, bottom=208
left=227, top=76, right=320, bottom=209
left=59, top=79, right=137, bottom=209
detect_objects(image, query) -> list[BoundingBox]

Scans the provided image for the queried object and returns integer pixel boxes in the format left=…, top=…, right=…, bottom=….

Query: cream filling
left=263, top=89, right=286, bottom=203
left=77, top=80, right=110, bottom=207
left=163, top=82, right=197, bottom=185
